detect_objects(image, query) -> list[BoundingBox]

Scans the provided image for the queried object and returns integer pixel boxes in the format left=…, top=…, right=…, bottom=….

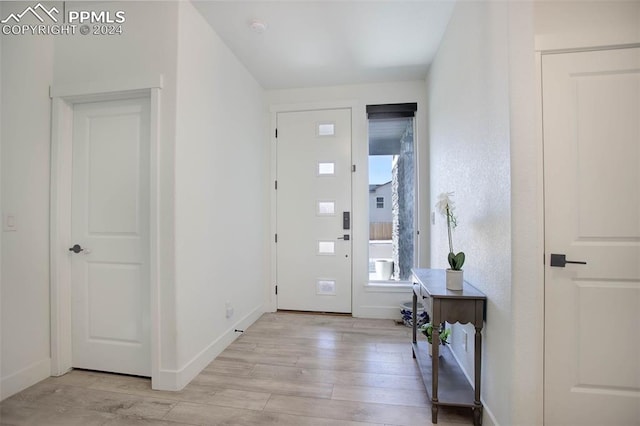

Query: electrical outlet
left=463, top=330, right=468, bottom=352
left=225, top=302, right=234, bottom=319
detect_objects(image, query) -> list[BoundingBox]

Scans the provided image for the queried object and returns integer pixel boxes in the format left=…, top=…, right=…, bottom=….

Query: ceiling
left=193, top=1, right=456, bottom=90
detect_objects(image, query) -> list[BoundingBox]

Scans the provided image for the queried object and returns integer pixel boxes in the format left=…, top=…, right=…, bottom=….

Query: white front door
left=276, top=108, right=352, bottom=313
left=70, top=97, right=151, bottom=377
left=543, top=47, right=640, bottom=425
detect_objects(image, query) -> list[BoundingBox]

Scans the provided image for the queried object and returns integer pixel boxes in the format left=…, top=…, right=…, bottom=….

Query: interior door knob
left=550, top=253, right=587, bottom=267
left=68, top=244, right=84, bottom=254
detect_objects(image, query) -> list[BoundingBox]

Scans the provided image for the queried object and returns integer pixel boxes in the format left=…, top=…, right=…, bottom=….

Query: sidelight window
left=367, top=103, right=417, bottom=282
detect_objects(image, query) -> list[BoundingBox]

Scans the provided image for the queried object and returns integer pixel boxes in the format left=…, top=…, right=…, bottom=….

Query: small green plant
left=419, top=322, right=451, bottom=345
left=435, top=192, right=465, bottom=270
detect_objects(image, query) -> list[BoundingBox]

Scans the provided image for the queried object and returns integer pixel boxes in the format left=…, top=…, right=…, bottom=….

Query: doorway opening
left=367, top=103, right=417, bottom=282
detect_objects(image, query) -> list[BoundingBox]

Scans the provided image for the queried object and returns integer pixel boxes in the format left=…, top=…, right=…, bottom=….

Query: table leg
left=473, top=406, right=483, bottom=426
left=474, top=326, right=483, bottom=425
left=412, top=292, right=417, bottom=345
left=432, top=322, right=440, bottom=424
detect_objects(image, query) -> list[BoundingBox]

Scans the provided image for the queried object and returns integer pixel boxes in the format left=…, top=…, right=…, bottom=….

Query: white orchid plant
left=435, top=192, right=465, bottom=271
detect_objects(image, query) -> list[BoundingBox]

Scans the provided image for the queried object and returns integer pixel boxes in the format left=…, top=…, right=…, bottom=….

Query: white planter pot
left=446, top=269, right=463, bottom=291
left=375, top=260, right=393, bottom=280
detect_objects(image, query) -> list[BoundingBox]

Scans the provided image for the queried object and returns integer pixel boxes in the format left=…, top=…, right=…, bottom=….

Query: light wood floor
left=0, top=312, right=474, bottom=425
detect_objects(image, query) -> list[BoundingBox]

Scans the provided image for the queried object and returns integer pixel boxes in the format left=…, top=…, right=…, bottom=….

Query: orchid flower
left=435, top=192, right=465, bottom=270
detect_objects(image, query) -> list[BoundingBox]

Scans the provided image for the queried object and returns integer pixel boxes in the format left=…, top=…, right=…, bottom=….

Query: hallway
left=0, top=312, right=473, bottom=425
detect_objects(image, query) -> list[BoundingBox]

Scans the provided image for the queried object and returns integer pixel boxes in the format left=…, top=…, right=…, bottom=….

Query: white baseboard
left=1, top=358, right=51, bottom=401
left=448, top=345, right=499, bottom=426
left=152, top=305, right=264, bottom=391
left=482, top=401, right=499, bottom=426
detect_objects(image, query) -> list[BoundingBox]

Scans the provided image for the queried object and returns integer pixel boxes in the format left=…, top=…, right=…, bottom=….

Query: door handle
left=550, top=253, right=587, bottom=267
left=68, top=244, right=84, bottom=254
left=337, top=234, right=350, bottom=241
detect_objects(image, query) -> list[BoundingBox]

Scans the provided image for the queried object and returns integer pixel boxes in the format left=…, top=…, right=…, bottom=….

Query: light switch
left=3, top=213, right=16, bottom=232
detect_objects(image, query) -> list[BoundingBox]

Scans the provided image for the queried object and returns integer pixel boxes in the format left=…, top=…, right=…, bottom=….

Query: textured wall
left=428, top=2, right=511, bottom=424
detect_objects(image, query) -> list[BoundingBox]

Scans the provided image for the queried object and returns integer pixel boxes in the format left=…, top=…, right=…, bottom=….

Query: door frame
left=49, top=75, right=162, bottom=379
left=269, top=101, right=359, bottom=313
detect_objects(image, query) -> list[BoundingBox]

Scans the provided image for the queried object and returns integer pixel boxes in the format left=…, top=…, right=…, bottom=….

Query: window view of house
left=368, top=117, right=415, bottom=281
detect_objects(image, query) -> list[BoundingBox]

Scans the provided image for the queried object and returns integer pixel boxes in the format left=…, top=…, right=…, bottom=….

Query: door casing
left=49, top=77, right=161, bottom=382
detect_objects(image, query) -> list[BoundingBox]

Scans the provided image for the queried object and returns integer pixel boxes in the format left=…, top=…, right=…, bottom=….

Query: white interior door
left=543, top=47, right=640, bottom=425
left=71, top=97, right=151, bottom=377
left=276, top=108, right=352, bottom=313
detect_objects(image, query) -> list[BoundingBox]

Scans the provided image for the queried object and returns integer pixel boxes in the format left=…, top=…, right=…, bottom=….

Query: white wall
left=173, top=2, right=266, bottom=387
left=1, top=1, right=182, bottom=398
left=0, top=1, right=3, bottom=399
left=535, top=0, right=640, bottom=51
left=427, top=2, right=512, bottom=425
left=507, top=2, right=541, bottom=425
left=507, top=1, right=640, bottom=424
left=267, top=81, right=429, bottom=319
left=0, top=0, right=268, bottom=398
left=52, top=1, right=181, bottom=385
left=1, top=1, right=55, bottom=398
left=1, top=0, right=269, bottom=396
left=429, top=2, right=640, bottom=424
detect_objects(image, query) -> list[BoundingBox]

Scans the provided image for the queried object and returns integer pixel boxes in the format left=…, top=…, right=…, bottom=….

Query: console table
left=411, top=268, right=487, bottom=425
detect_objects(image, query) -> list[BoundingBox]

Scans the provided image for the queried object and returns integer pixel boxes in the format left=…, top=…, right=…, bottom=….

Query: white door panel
left=543, top=47, right=640, bottom=425
left=276, top=109, right=352, bottom=313
left=71, top=97, right=150, bottom=376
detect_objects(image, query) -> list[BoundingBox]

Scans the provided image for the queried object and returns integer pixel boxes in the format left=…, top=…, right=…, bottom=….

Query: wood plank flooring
left=0, top=312, right=474, bottom=425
